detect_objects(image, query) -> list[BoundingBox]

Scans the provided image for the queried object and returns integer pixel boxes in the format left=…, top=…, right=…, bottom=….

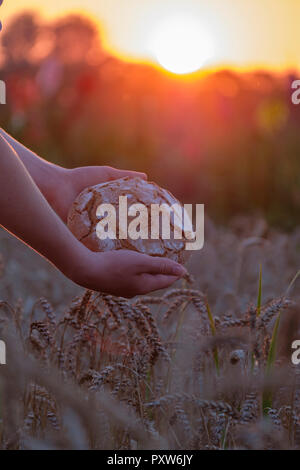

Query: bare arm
left=0, top=135, right=79, bottom=270
left=0, top=134, right=186, bottom=297
left=0, top=128, right=64, bottom=188
left=0, top=128, right=147, bottom=222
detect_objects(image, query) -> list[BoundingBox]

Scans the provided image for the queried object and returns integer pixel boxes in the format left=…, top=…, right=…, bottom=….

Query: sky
left=1, top=0, right=299, bottom=71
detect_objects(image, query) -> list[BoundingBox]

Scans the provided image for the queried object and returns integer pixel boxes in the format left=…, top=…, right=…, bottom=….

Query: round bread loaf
left=67, top=177, right=191, bottom=264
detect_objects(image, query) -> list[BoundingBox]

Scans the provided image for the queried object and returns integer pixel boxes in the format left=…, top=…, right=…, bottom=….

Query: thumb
left=141, top=273, right=180, bottom=293
left=141, top=256, right=187, bottom=278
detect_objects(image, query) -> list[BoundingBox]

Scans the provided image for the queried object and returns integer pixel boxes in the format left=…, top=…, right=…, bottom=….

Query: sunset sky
left=1, top=0, right=299, bottom=71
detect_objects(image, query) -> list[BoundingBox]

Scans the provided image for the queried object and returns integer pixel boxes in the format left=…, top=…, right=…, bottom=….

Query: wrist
left=59, top=238, right=106, bottom=291
left=40, top=166, right=74, bottom=222
left=38, top=165, right=68, bottom=203
left=58, top=238, right=90, bottom=282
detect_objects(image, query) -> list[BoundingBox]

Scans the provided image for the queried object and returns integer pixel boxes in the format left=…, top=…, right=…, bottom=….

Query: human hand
left=54, top=167, right=187, bottom=297
left=67, top=248, right=187, bottom=298
left=49, top=166, right=147, bottom=223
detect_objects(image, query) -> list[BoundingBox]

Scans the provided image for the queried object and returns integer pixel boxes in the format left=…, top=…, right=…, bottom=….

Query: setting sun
left=149, top=16, right=214, bottom=74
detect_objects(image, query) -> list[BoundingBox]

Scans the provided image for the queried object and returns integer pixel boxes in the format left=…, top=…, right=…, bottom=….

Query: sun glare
left=150, top=16, right=214, bottom=75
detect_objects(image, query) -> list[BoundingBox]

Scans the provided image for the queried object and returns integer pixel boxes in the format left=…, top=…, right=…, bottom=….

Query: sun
left=150, top=17, right=214, bottom=75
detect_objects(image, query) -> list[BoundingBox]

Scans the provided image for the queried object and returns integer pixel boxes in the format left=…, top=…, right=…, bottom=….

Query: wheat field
left=0, top=216, right=300, bottom=450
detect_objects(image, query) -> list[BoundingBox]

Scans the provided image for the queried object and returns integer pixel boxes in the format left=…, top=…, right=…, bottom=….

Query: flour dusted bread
left=67, top=177, right=191, bottom=264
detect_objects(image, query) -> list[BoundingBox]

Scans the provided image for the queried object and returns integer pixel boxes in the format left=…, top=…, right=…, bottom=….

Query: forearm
left=0, top=128, right=66, bottom=204
left=0, top=135, right=86, bottom=277
left=0, top=130, right=149, bottom=224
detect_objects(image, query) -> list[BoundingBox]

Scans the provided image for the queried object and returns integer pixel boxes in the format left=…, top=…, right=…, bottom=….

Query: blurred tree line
left=1, top=11, right=300, bottom=229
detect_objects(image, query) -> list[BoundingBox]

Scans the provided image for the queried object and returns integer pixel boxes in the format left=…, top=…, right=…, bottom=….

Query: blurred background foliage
left=1, top=11, right=300, bottom=229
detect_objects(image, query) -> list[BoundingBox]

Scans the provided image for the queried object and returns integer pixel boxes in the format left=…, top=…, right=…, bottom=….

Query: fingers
left=108, top=167, right=147, bottom=181
left=72, top=167, right=147, bottom=193
left=76, top=250, right=187, bottom=298
left=139, top=255, right=187, bottom=278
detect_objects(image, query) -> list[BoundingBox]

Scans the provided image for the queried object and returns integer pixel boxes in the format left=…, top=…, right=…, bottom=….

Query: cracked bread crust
left=67, top=177, right=190, bottom=264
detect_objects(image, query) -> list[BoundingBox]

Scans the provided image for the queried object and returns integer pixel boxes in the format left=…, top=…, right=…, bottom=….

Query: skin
left=0, top=130, right=187, bottom=298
